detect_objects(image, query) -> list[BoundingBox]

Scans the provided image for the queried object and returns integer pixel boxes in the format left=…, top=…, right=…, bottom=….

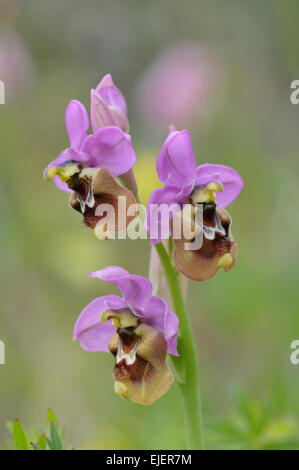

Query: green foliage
left=13, top=419, right=30, bottom=450
left=6, top=409, right=70, bottom=451
left=48, top=422, right=63, bottom=450
left=207, top=389, right=299, bottom=450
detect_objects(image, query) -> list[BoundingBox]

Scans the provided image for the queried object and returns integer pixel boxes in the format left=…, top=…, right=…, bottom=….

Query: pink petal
left=88, top=266, right=153, bottom=311
left=53, top=175, right=72, bottom=193
left=143, top=296, right=179, bottom=356
left=157, top=129, right=197, bottom=186
left=147, top=185, right=190, bottom=244
left=90, top=89, right=115, bottom=132
left=73, top=295, right=126, bottom=352
left=65, top=100, right=90, bottom=150
left=96, top=74, right=127, bottom=114
left=196, top=163, right=244, bottom=207
left=43, top=148, right=89, bottom=192
left=80, top=126, right=136, bottom=176
left=96, top=74, right=114, bottom=88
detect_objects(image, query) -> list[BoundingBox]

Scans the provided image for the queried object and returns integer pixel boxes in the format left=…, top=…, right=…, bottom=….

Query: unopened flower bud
left=90, top=74, right=129, bottom=134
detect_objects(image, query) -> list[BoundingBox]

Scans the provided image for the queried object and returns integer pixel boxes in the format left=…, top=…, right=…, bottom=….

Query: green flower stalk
left=155, top=241, right=205, bottom=450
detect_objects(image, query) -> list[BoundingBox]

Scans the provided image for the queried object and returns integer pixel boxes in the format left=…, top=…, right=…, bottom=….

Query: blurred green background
left=1, top=0, right=299, bottom=450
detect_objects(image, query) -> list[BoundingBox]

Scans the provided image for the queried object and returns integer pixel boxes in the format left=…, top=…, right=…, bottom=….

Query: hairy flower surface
left=147, top=129, right=243, bottom=281
left=73, top=266, right=179, bottom=404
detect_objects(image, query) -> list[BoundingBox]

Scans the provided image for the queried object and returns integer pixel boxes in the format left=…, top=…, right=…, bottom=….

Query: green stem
left=155, top=241, right=205, bottom=450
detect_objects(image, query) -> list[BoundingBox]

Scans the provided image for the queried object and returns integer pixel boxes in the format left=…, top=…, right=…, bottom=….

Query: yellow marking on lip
left=207, top=181, right=223, bottom=192
left=46, top=163, right=79, bottom=182
left=112, top=318, right=120, bottom=328
left=114, top=381, right=128, bottom=399
left=101, top=309, right=138, bottom=329
left=93, top=223, right=107, bottom=240
left=46, top=167, right=58, bottom=180
left=192, top=181, right=224, bottom=204
left=217, top=253, right=233, bottom=269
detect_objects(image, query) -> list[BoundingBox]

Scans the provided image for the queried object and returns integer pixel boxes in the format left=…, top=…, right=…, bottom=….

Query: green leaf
left=13, top=419, right=29, bottom=450
left=47, top=408, right=58, bottom=427
left=37, top=433, right=47, bottom=450
left=48, top=422, right=63, bottom=450
left=29, top=425, right=40, bottom=443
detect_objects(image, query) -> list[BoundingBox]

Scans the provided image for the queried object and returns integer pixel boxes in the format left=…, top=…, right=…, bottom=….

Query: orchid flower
left=73, top=266, right=179, bottom=405
left=44, top=77, right=137, bottom=237
left=147, top=129, right=243, bottom=281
